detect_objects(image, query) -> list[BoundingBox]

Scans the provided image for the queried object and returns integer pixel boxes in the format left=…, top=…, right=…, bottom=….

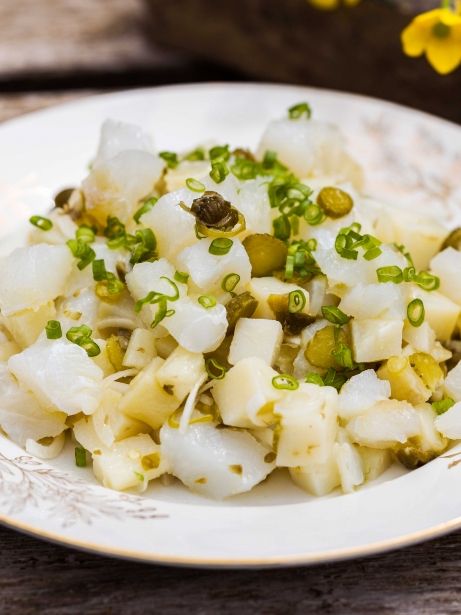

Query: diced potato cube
left=92, top=434, right=167, bottom=491
left=212, top=357, right=282, bottom=428
left=289, top=454, right=340, bottom=496
left=334, top=442, right=364, bottom=493
left=339, top=283, right=405, bottom=320
left=430, top=248, right=461, bottom=305
left=358, top=447, right=392, bottom=481
left=119, top=357, right=179, bottom=428
left=402, top=321, right=436, bottom=354
left=351, top=319, right=403, bottom=363
left=274, top=383, right=338, bottom=467
left=248, top=277, right=310, bottom=319
left=0, top=340, right=20, bottom=362
left=347, top=399, right=421, bottom=448
left=123, top=328, right=157, bottom=370
left=4, top=301, right=56, bottom=348
left=407, top=287, right=459, bottom=342
left=228, top=318, right=283, bottom=366
left=156, top=345, right=205, bottom=403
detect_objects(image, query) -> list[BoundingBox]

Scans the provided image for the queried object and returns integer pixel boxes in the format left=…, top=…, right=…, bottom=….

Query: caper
left=54, top=187, right=76, bottom=209
left=191, top=191, right=238, bottom=230
left=441, top=227, right=461, bottom=251
left=395, top=445, right=438, bottom=470
left=304, top=325, right=347, bottom=369
left=243, top=234, right=288, bottom=277
left=225, top=292, right=258, bottom=332
left=317, top=187, right=354, bottom=219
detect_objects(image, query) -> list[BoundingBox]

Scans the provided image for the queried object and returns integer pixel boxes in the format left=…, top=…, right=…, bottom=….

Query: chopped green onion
left=403, top=266, right=416, bottom=282
left=335, top=233, right=358, bottom=260
left=66, top=325, right=100, bottom=357
left=222, top=273, right=240, bottom=294
left=174, top=271, right=189, bottom=284
left=272, top=374, right=299, bottom=391
left=186, top=178, right=206, bottom=193
left=231, top=158, right=258, bottom=181
left=376, top=266, right=403, bottom=284
left=210, top=161, right=229, bottom=184
left=74, top=446, right=87, bottom=468
left=30, top=215, right=53, bottom=231
left=407, top=298, right=425, bottom=327
left=363, top=246, right=382, bottom=261
left=130, top=228, right=157, bottom=265
left=76, top=225, right=95, bottom=243
left=104, top=216, right=125, bottom=240
left=306, top=238, right=317, bottom=251
left=304, top=203, right=325, bottom=226
left=198, top=295, right=217, bottom=309
left=305, top=373, right=324, bottom=386
left=205, top=357, right=227, bottom=380
left=66, top=238, right=96, bottom=270
left=273, top=215, right=291, bottom=241
left=321, top=306, right=351, bottom=326
left=332, top=343, right=356, bottom=369
left=323, top=368, right=347, bottom=391
left=133, top=196, right=158, bottom=224
left=414, top=271, right=440, bottom=292
left=45, top=320, right=62, bottom=340
left=209, top=145, right=230, bottom=162
left=288, top=290, right=306, bottom=314
left=394, top=243, right=414, bottom=266
left=184, top=147, right=206, bottom=161
left=151, top=298, right=168, bottom=329
left=92, top=259, right=107, bottom=282
left=432, top=397, right=455, bottom=415
left=96, top=276, right=125, bottom=299
left=288, top=102, right=312, bottom=120
left=209, top=237, right=233, bottom=256
left=159, top=151, right=179, bottom=169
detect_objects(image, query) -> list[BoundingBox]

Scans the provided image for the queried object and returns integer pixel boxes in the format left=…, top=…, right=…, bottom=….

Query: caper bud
left=54, top=187, right=76, bottom=209
left=243, top=234, right=288, bottom=277
left=317, top=187, right=354, bottom=219
left=441, top=227, right=461, bottom=251
left=225, top=292, right=258, bottom=332
left=191, top=191, right=238, bottom=230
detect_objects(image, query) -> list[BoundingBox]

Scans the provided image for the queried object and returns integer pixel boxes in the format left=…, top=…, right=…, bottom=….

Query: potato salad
left=1, top=102, right=461, bottom=499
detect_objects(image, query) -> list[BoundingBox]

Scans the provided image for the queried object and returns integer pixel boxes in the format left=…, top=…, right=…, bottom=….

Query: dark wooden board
left=1, top=522, right=461, bottom=615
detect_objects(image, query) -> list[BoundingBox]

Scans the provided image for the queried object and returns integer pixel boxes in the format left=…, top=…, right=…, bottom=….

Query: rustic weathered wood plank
left=0, top=523, right=461, bottom=615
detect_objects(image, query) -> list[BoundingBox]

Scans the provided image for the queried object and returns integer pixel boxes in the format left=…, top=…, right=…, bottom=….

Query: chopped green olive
left=243, top=234, right=288, bottom=277
left=304, top=325, right=347, bottom=369
left=317, top=187, right=354, bottom=219
left=225, top=292, right=258, bottom=332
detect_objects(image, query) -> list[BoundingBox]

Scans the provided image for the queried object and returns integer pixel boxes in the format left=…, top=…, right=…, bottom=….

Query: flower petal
left=426, top=36, right=461, bottom=74
left=401, top=22, right=430, bottom=57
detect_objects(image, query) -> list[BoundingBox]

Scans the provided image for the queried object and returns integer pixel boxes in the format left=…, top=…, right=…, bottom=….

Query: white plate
left=1, top=83, right=461, bottom=568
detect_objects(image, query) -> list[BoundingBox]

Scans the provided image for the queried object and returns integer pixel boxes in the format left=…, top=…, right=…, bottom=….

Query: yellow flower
left=401, top=8, right=461, bottom=74
left=307, top=0, right=360, bottom=10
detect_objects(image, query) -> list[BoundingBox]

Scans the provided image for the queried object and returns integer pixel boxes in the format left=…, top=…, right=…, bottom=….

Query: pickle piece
left=377, top=356, right=430, bottom=405
left=409, top=353, right=444, bottom=392
left=243, top=234, right=288, bottom=277
left=305, top=325, right=347, bottom=369
left=225, top=292, right=258, bottom=333
left=317, top=187, right=354, bottom=219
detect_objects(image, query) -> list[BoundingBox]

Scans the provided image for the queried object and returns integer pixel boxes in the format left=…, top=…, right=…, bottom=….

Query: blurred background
left=0, top=0, right=459, bottom=123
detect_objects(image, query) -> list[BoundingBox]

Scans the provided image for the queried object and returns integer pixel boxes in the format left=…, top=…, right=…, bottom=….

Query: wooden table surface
left=2, top=2, right=461, bottom=613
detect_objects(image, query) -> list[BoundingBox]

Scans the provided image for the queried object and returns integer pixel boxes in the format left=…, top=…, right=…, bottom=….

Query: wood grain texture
left=1, top=523, right=461, bottom=615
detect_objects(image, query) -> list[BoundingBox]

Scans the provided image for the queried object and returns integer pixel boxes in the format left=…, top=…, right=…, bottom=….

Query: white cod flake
left=0, top=244, right=73, bottom=315
left=8, top=338, right=103, bottom=415
left=160, top=422, right=275, bottom=499
left=0, top=363, right=66, bottom=446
